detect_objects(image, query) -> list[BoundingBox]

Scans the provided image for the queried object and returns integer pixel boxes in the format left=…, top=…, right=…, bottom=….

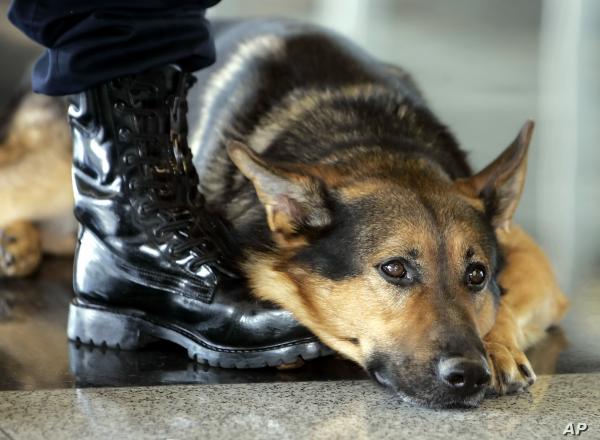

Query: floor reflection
left=68, top=342, right=366, bottom=388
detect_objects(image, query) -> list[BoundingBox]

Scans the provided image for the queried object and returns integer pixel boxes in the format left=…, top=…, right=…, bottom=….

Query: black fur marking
left=466, top=247, right=475, bottom=259
left=264, top=94, right=472, bottom=180
left=475, top=216, right=504, bottom=304
left=342, top=337, right=360, bottom=346
left=491, top=241, right=506, bottom=303
left=408, top=248, right=420, bottom=259
left=291, top=197, right=366, bottom=280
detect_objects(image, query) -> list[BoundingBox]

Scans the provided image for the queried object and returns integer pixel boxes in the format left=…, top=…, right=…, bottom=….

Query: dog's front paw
left=485, top=340, right=536, bottom=396
left=0, top=221, right=42, bottom=278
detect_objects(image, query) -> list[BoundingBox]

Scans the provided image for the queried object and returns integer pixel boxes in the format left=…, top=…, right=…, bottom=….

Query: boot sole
left=67, top=299, right=332, bottom=369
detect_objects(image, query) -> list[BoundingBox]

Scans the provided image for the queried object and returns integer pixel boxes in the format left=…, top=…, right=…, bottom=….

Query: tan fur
left=496, top=225, right=569, bottom=338
left=0, top=93, right=76, bottom=278
left=482, top=225, right=569, bottom=394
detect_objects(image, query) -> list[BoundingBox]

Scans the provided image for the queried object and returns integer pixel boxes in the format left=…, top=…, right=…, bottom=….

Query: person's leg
left=8, top=0, right=220, bottom=95
left=7, top=1, right=328, bottom=367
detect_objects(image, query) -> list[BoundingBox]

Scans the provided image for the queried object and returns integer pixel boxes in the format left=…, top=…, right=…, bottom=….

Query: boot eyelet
left=128, top=179, right=139, bottom=191
left=113, top=101, right=126, bottom=112
left=188, top=261, right=205, bottom=273
left=168, top=246, right=184, bottom=259
left=154, top=228, right=168, bottom=240
left=122, top=153, right=137, bottom=165
left=200, top=240, right=214, bottom=251
left=118, top=127, right=131, bottom=141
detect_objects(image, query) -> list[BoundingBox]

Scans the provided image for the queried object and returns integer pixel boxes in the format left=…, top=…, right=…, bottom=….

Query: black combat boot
left=67, top=65, right=329, bottom=368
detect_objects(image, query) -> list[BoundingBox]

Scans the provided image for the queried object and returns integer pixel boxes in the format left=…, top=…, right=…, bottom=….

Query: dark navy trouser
left=8, top=0, right=221, bottom=95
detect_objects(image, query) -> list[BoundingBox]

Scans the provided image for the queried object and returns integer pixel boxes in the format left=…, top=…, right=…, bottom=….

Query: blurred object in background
left=0, top=1, right=42, bottom=109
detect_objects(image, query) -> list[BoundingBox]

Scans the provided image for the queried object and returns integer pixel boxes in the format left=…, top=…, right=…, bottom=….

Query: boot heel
left=67, top=301, right=156, bottom=350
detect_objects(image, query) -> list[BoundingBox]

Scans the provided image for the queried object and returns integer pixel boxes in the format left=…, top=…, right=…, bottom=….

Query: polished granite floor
left=1, top=375, right=599, bottom=440
left=2, top=0, right=600, bottom=439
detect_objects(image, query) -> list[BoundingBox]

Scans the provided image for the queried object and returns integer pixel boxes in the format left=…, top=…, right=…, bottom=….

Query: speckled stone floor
left=1, top=375, right=599, bottom=440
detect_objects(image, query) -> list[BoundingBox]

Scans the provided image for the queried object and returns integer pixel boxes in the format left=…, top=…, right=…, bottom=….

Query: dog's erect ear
left=227, top=141, right=332, bottom=239
left=456, top=120, right=534, bottom=231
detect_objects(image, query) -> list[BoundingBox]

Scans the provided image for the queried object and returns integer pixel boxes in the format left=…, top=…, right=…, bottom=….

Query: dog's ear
left=227, top=141, right=332, bottom=240
left=455, top=120, right=534, bottom=231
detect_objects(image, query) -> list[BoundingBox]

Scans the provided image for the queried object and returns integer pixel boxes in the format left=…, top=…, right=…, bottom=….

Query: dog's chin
left=391, top=387, right=487, bottom=409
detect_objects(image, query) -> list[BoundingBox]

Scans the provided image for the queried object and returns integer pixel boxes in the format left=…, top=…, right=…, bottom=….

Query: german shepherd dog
left=0, top=20, right=568, bottom=407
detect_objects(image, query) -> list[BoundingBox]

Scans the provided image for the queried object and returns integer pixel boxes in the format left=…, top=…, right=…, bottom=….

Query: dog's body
left=189, top=20, right=467, bottom=244
left=0, top=93, right=75, bottom=276
left=0, top=19, right=567, bottom=407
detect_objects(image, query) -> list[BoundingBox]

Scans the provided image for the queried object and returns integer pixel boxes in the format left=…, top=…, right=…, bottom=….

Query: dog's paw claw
left=485, top=341, right=536, bottom=396
left=518, top=363, right=536, bottom=385
left=0, top=221, right=42, bottom=278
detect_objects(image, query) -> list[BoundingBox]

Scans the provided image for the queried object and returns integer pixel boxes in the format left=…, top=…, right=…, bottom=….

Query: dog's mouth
left=370, top=368, right=487, bottom=409
left=393, top=387, right=487, bottom=409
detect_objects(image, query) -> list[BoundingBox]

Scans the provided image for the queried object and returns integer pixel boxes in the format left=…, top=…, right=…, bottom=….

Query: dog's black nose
left=438, top=356, right=490, bottom=395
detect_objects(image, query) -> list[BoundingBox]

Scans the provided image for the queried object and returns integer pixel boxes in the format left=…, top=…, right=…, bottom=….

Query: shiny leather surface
left=70, top=65, right=319, bottom=350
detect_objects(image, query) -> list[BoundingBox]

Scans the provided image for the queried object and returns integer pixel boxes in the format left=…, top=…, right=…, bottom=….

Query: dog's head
left=228, top=121, right=533, bottom=407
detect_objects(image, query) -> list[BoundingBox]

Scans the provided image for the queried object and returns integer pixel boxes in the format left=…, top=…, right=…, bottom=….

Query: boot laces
left=114, top=71, right=239, bottom=276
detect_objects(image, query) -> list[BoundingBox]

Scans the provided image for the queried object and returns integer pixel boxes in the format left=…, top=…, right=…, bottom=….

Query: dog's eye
left=381, top=260, right=406, bottom=278
left=378, top=258, right=416, bottom=286
left=465, top=263, right=487, bottom=290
